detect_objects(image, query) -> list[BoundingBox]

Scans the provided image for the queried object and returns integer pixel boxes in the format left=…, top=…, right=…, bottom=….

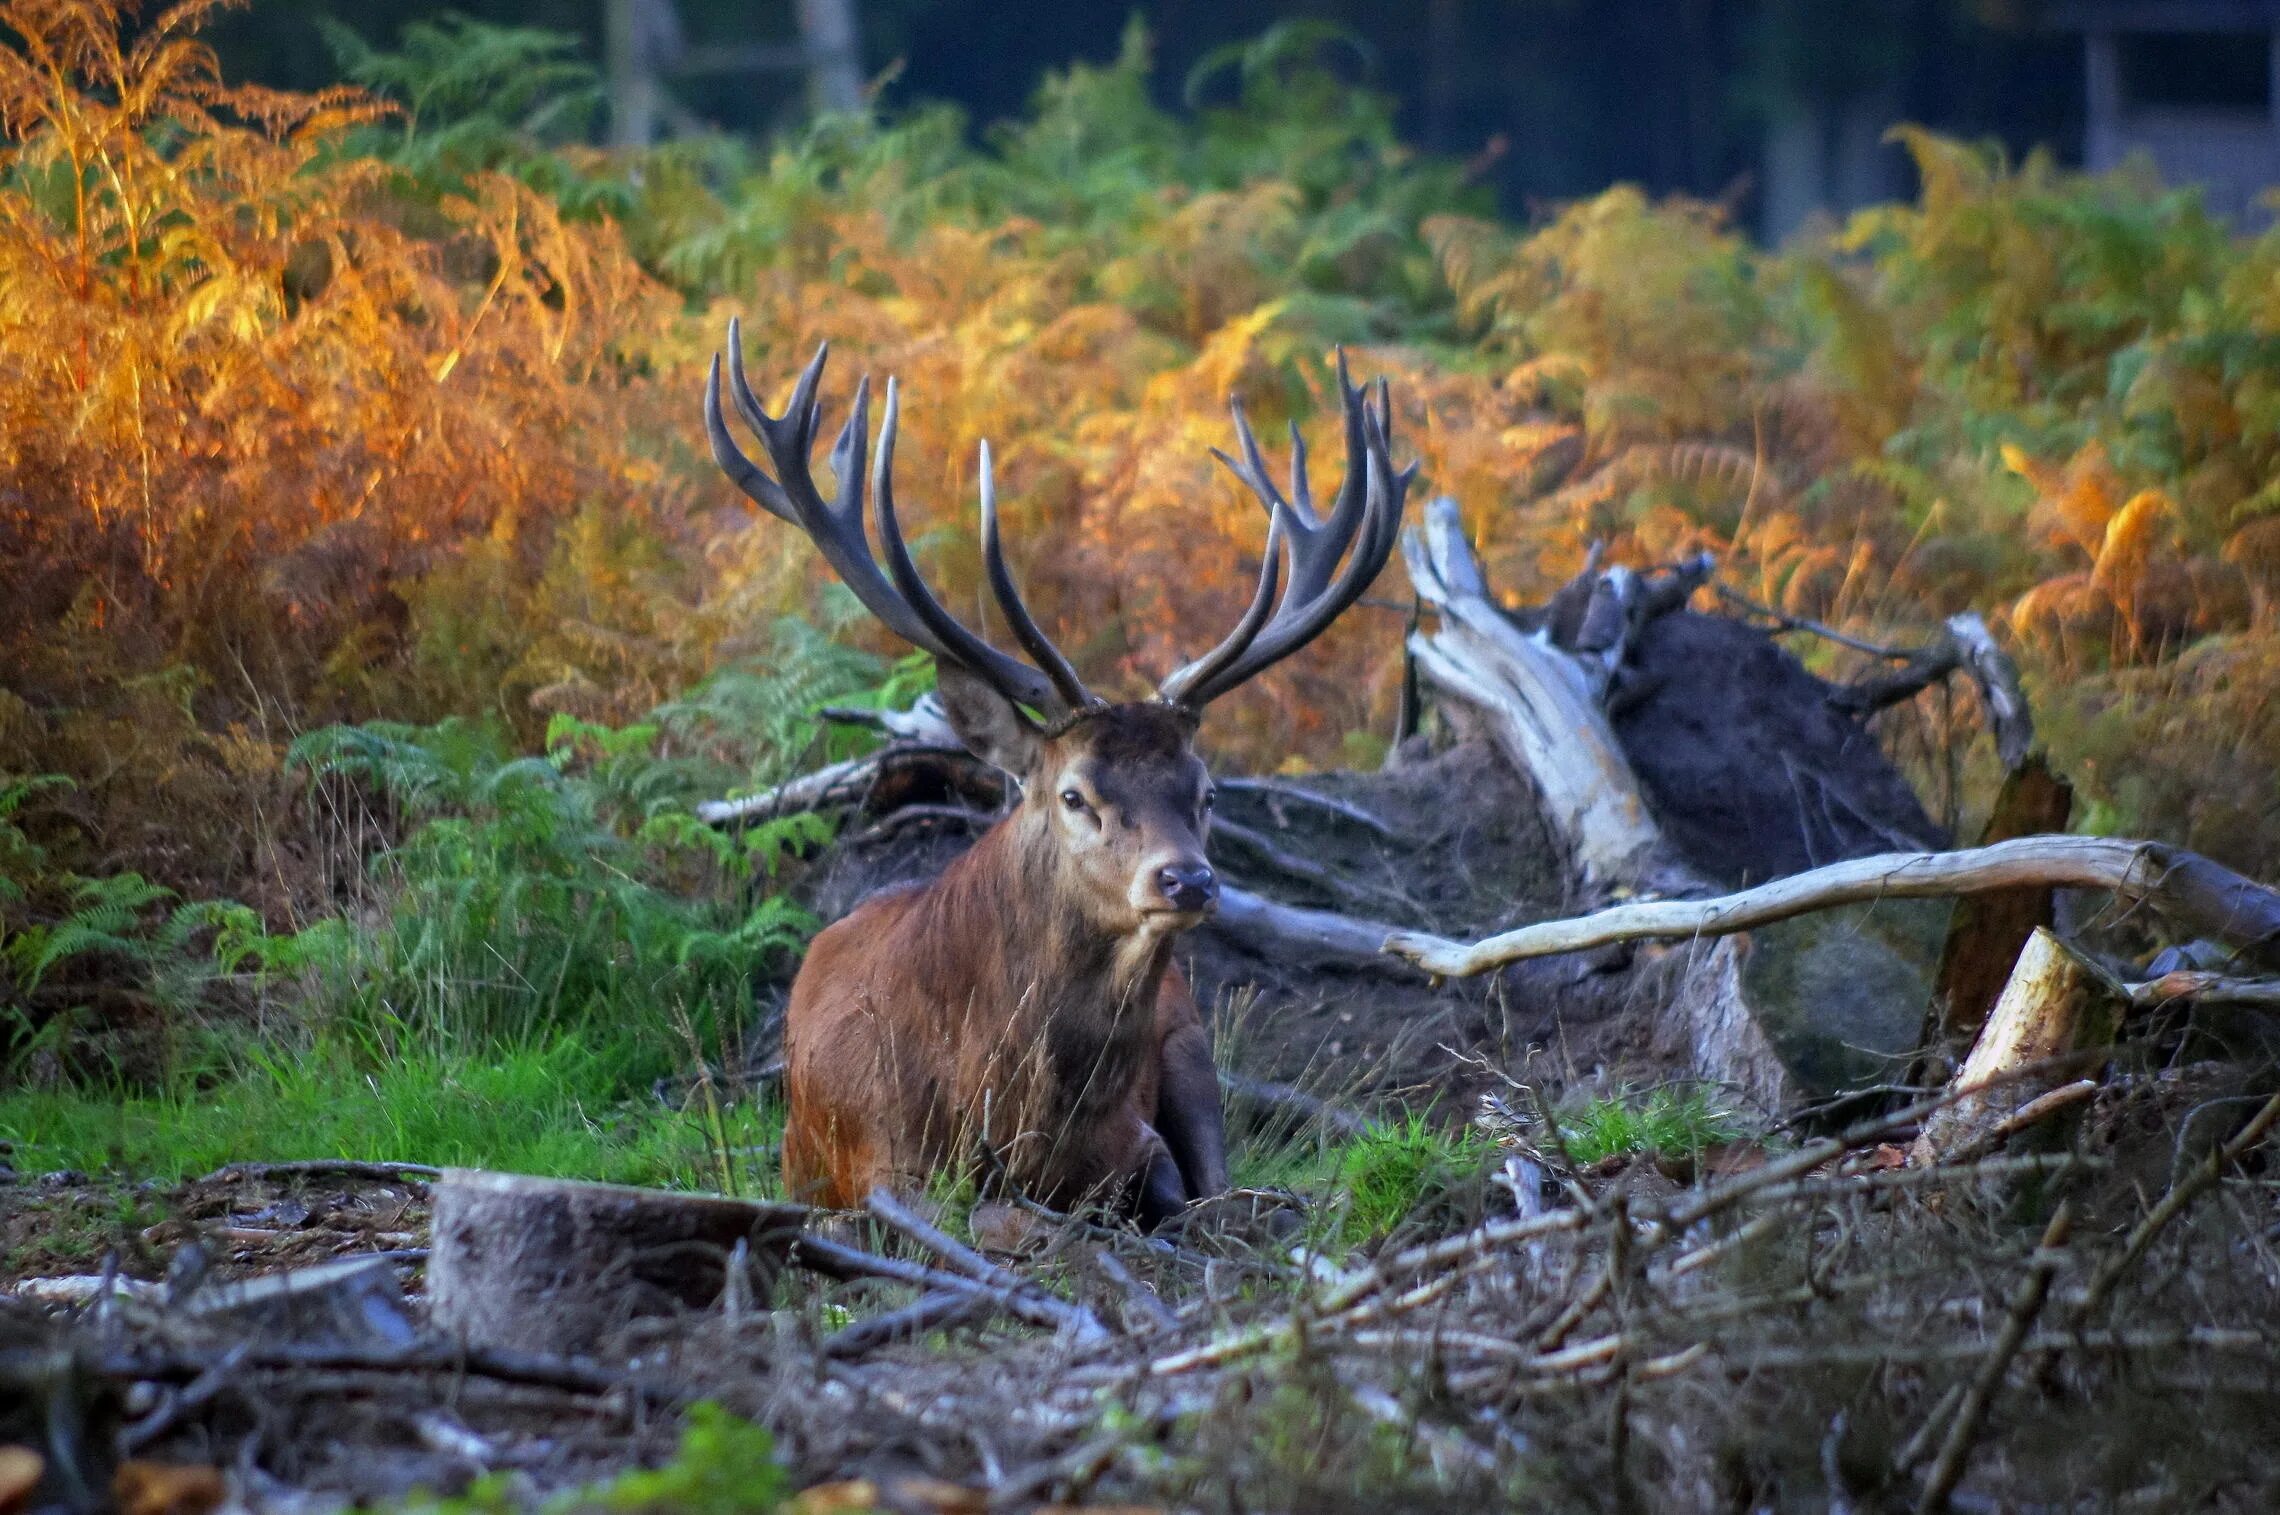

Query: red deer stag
left=704, top=321, right=1413, bottom=1223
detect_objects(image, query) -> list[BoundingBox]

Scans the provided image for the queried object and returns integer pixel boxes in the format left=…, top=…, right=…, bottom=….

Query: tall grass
left=0, top=1038, right=782, bottom=1191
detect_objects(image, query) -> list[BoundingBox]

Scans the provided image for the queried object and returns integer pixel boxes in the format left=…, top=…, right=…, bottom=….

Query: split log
left=425, top=1171, right=806, bottom=1357
left=1384, top=836, right=2280, bottom=980
left=1911, top=930, right=2121, bottom=1164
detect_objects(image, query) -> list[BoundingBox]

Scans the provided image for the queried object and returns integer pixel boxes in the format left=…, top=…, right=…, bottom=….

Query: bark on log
left=425, top=1171, right=806, bottom=1356
left=1665, top=938, right=1800, bottom=1117
left=1383, top=836, right=2280, bottom=979
left=1662, top=897, right=1953, bottom=1117
left=1911, top=930, right=2121, bottom=1164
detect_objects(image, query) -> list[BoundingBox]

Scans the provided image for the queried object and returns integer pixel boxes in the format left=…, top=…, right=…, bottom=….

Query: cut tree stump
left=1911, top=929, right=2121, bottom=1164
left=425, top=1171, right=806, bottom=1357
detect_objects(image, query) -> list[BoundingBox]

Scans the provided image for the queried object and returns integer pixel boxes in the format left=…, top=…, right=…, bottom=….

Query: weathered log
left=1912, top=930, right=2121, bottom=1164
left=425, top=1171, right=806, bottom=1356
left=1402, top=496, right=1681, bottom=892
left=1384, top=836, right=2280, bottom=979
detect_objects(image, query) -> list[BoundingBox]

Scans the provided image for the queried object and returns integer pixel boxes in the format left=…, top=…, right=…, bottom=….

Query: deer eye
left=1201, top=787, right=1216, bottom=813
left=1059, top=788, right=1089, bottom=813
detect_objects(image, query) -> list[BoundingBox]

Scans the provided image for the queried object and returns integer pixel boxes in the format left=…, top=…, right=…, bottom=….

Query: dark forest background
left=209, top=0, right=2087, bottom=226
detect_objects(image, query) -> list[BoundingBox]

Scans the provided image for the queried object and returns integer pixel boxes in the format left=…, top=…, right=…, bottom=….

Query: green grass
left=1557, top=1086, right=1744, bottom=1167
left=398, top=1402, right=790, bottom=1515
left=0, top=1036, right=784, bottom=1194
left=1330, top=1114, right=1492, bottom=1242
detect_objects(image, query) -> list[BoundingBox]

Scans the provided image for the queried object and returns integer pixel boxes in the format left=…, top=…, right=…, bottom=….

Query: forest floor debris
left=6, top=1064, right=2279, bottom=1512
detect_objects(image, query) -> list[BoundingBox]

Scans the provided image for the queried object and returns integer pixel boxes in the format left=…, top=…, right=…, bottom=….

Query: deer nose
left=1157, top=862, right=1218, bottom=913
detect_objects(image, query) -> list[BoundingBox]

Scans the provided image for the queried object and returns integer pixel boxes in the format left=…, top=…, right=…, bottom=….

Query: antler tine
left=870, top=381, right=1072, bottom=717
left=978, top=440, right=1098, bottom=712
left=1209, top=395, right=1294, bottom=521
left=1155, top=511, right=1286, bottom=706
left=708, top=326, right=1069, bottom=718
left=1285, top=420, right=1314, bottom=525
left=705, top=355, right=795, bottom=525
left=1160, top=354, right=1414, bottom=710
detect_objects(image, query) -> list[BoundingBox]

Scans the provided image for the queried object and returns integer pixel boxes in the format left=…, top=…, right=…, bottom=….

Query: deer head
left=704, top=322, right=1413, bottom=931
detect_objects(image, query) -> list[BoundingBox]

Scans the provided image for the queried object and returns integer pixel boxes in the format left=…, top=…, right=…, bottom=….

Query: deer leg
left=1134, top=1123, right=1189, bottom=1230
left=1154, top=1020, right=1230, bottom=1200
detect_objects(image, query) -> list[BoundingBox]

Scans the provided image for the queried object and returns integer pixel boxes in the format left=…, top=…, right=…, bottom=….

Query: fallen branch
left=1384, top=835, right=2280, bottom=979
left=864, top=1188, right=1108, bottom=1345
left=1712, top=583, right=1920, bottom=662
left=1209, top=817, right=1414, bottom=915
left=2125, top=971, right=2280, bottom=1012
left=1826, top=613, right=2034, bottom=771
left=1216, top=777, right=1397, bottom=837
left=1939, top=1080, right=2100, bottom=1167
left=794, top=1233, right=1103, bottom=1344
left=816, top=694, right=958, bottom=745
left=823, top=1291, right=992, bottom=1358
left=696, top=749, right=895, bottom=826
left=2074, top=1085, right=2280, bottom=1324
left=103, top=1341, right=669, bottom=1405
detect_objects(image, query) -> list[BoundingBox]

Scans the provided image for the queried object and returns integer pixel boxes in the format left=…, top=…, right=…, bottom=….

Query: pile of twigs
left=647, top=1079, right=2280, bottom=1510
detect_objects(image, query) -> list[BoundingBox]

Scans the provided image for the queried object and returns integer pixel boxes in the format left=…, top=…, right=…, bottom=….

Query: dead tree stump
left=426, top=1171, right=806, bottom=1356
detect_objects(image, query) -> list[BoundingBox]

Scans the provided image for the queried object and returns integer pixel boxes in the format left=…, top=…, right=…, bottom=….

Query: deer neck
left=939, top=811, right=1173, bottom=1038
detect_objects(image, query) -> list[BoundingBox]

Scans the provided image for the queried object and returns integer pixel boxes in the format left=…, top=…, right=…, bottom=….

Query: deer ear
left=934, top=665, right=1044, bottom=779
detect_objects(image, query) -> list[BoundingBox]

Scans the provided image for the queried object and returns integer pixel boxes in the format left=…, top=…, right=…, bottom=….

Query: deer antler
left=704, top=321, right=1097, bottom=720
left=1158, top=352, right=1416, bottom=709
